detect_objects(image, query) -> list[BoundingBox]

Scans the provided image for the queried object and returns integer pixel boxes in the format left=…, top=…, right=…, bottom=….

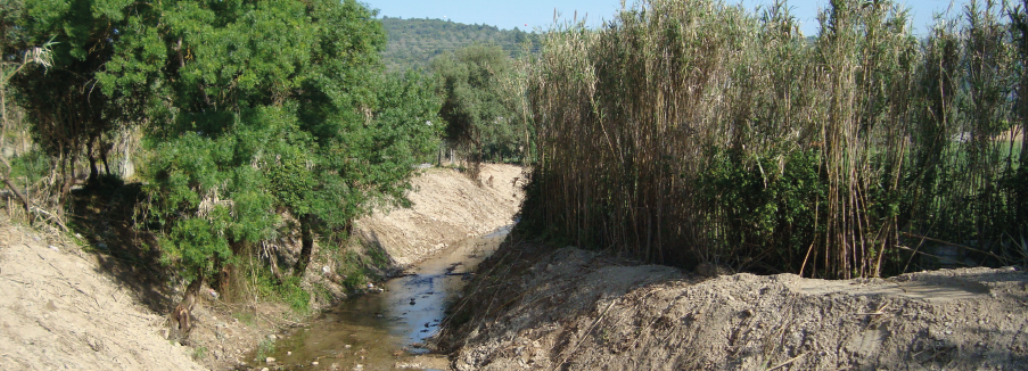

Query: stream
left=251, top=226, right=511, bottom=371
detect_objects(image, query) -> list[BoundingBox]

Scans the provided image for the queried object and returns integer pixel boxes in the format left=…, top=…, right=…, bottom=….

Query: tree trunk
left=172, top=276, right=203, bottom=338
left=86, top=140, right=99, bottom=182
left=57, top=150, right=76, bottom=211
left=99, top=141, right=111, bottom=176
left=295, top=214, right=314, bottom=276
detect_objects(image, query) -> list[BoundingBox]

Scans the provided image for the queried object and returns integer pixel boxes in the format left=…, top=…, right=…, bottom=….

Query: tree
left=432, top=43, right=527, bottom=176
left=10, top=0, right=440, bottom=325
left=0, top=0, right=54, bottom=216
left=9, top=0, right=134, bottom=209
left=121, top=0, right=440, bottom=306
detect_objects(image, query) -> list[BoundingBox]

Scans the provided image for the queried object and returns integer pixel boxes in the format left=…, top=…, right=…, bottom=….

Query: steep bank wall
left=355, top=164, right=526, bottom=267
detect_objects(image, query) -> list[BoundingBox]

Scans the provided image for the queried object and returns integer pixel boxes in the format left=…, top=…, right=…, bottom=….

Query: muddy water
left=255, top=226, right=510, bottom=371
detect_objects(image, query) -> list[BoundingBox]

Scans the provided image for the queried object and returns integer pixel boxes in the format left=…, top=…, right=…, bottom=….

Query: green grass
left=252, top=265, right=311, bottom=313
left=191, top=346, right=208, bottom=361
left=254, top=339, right=275, bottom=362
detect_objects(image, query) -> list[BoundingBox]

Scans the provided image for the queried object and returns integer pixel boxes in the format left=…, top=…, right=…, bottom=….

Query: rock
left=266, top=356, right=276, bottom=363
left=312, top=361, right=319, bottom=365
left=268, top=334, right=277, bottom=340
left=394, top=362, right=424, bottom=369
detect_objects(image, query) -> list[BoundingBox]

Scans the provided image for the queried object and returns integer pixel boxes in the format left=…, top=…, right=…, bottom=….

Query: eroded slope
left=442, top=243, right=1028, bottom=371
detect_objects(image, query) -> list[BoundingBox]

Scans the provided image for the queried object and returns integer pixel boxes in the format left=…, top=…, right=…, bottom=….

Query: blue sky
left=364, top=0, right=973, bottom=36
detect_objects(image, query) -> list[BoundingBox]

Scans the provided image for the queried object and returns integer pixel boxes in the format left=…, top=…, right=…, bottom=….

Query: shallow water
left=253, top=226, right=510, bottom=371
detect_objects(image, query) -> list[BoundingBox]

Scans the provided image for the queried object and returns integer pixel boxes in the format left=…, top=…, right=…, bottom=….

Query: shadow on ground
left=67, top=176, right=175, bottom=315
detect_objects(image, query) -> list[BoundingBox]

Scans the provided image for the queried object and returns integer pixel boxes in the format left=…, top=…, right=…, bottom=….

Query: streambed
left=249, top=226, right=511, bottom=371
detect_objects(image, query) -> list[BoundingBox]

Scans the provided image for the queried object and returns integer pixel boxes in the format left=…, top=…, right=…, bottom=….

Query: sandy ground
left=355, top=164, right=527, bottom=267
left=440, top=240, right=1028, bottom=371
left=0, top=220, right=205, bottom=371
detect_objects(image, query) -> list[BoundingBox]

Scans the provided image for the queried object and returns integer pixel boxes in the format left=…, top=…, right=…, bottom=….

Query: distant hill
left=380, top=16, right=542, bottom=71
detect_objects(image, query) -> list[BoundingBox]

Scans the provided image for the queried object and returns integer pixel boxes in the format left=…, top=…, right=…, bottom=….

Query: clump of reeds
left=520, top=0, right=1027, bottom=278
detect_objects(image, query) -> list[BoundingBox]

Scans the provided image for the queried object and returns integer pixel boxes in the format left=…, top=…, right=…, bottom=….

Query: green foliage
left=380, top=17, right=541, bottom=71
left=254, top=339, right=276, bottom=361
left=274, top=276, right=311, bottom=313
left=94, top=0, right=440, bottom=285
left=335, top=249, right=368, bottom=289
left=697, top=148, right=827, bottom=271
left=7, top=149, right=51, bottom=187
left=8, top=0, right=133, bottom=203
left=432, top=43, right=531, bottom=173
left=522, top=0, right=1027, bottom=278
left=191, top=346, right=207, bottom=361
left=5, top=0, right=442, bottom=305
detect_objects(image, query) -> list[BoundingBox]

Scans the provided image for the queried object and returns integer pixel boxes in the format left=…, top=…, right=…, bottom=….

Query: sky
left=364, top=0, right=975, bottom=36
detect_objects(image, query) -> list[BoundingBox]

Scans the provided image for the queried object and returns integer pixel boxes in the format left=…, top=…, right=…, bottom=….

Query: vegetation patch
left=519, top=0, right=1028, bottom=278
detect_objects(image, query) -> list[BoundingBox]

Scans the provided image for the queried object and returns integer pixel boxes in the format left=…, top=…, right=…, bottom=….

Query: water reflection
left=256, top=226, right=510, bottom=371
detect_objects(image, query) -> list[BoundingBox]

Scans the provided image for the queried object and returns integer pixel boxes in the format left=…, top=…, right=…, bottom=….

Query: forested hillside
left=380, top=16, right=541, bottom=71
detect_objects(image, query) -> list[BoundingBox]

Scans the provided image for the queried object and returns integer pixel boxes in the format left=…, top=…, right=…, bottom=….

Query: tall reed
left=520, top=0, right=1027, bottom=278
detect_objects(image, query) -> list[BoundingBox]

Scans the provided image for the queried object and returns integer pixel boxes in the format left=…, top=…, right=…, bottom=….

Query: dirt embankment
left=355, top=164, right=527, bottom=267
left=441, top=241, right=1028, bottom=371
left=0, top=221, right=205, bottom=371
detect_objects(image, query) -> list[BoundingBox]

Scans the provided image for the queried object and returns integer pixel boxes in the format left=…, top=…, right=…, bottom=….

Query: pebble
left=266, top=357, right=276, bottom=363
left=312, top=361, right=319, bottom=365
left=268, top=334, right=277, bottom=340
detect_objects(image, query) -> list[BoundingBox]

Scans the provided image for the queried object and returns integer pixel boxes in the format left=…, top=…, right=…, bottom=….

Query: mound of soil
left=441, top=242, right=1028, bottom=371
left=355, top=164, right=527, bottom=266
left=0, top=221, right=205, bottom=371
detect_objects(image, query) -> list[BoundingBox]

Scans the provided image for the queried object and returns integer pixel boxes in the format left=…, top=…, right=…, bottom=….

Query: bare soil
left=354, top=164, right=527, bottom=267
left=0, top=220, right=205, bottom=371
left=440, top=239, right=1028, bottom=371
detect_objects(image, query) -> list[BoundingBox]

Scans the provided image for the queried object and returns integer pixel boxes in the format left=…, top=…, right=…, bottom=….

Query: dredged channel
left=251, top=226, right=511, bottom=371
